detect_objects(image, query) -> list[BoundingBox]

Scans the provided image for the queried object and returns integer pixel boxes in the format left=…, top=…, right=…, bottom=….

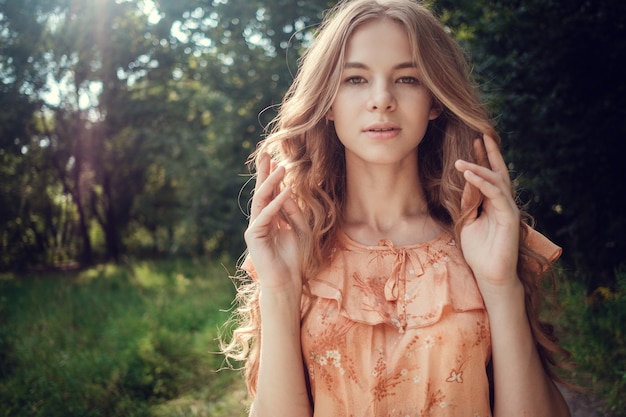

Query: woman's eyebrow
left=343, top=61, right=417, bottom=70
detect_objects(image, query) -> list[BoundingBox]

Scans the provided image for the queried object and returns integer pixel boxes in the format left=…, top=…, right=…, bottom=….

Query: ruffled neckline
left=304, top=225, right=562, bottom=333
left=336, top=229, right=450, bottom=251
left=308, top=230, right=483, bottom=332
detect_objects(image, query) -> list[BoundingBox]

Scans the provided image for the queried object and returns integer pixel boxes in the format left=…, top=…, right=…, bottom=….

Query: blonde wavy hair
left=222, top=0, right=571, bottom=398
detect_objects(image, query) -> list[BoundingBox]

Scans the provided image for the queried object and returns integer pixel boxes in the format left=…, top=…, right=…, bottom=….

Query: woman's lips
left=364, top=124, right=401, bottom=140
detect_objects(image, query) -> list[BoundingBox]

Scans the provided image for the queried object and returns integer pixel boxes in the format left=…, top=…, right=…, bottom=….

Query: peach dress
left=299, top=228, right=561, bottom=417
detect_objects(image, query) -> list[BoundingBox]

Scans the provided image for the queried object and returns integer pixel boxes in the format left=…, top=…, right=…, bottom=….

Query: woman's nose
left=367, top=81, right=396, bottom=112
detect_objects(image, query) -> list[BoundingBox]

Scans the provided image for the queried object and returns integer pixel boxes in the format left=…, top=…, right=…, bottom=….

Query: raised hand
left=454, top=134, right=521, bottom=290
left=244, top=152, right=307, bottom=295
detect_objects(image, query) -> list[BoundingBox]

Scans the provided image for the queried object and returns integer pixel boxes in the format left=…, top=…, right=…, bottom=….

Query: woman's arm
left=250, top=286, right=313, bottom=417
left=481, top=279, right=570, bottom=417
left=455, top=135, right=570, bottom=417
left=245, top=152, right=312, bottom=417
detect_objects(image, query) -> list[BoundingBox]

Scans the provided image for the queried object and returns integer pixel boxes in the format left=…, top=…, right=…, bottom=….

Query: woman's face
left=327, top=18, right=440, bottom=168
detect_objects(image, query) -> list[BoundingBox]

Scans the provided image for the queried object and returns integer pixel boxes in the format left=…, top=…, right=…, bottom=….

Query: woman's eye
left=397, top=76, right=418, bottom=84
left=345, top=76, right=366, bottom=85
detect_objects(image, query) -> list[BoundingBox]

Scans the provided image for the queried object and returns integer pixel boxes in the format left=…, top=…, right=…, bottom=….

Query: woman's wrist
left=478, top=275, right=526, bottom=315
left=259, top=283, right=302, bottom=315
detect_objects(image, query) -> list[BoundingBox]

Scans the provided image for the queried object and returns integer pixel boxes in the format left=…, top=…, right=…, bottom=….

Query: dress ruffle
left=524, top=223, right=562, bottom=272
left=307, top=228, right=562, bottom=332
left=308, top=232, right=484, bottom=331
left=241, top=226, right=562, bottom=332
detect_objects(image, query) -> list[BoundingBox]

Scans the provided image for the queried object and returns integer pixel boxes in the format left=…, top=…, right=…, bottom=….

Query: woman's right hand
left=245, top=153, right=314, bottom=417
left=244, top=152, right=307, bottom=296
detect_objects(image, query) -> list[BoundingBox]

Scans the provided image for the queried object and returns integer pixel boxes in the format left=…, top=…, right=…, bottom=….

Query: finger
left=254, top=152, right=271, bottom=195
left=457, top=136, right=489, bottom=214
left=463, top=169, right=501, bottom=200
left=246, top=186, right=293, bottom=240
left=456, top=136, right=509, bottom=191
left=482, top=134, right=511, bottom=187
left=455, top=158, right=502, bottom=186
left=455, top=158, right=512, bottom=201
left=250, top=152, right=271, bottom=220
left=474, top=137, right=490, bottom=170
left=459, top=176, right=479, bottom=223
left=280, top=192, right=308, bottom=235
left=462, top=169, right=517, bottom=214
left=250, top=163, right=285, bottom=222
left=457, top=146, right=485, bottom=218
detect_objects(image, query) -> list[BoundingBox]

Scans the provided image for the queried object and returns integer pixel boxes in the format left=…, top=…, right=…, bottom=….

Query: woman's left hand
left=454, top=134, right=521, bottom=290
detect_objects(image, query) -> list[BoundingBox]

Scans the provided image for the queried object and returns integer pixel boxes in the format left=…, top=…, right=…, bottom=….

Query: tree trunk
left=102, top=174, right=120, bottom=263
left=73, top=153, right=93, bottom=266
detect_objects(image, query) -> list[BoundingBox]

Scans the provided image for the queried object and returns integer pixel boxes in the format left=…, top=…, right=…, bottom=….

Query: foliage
left=440, top=0, right=626, bottom=289
left=556, top=266, right=626, bottom=415
left=0, top=0, right=333, bottom=270
left=3, top=0, right=623, bottom=287
left=0, top=258, right=249, bottom=417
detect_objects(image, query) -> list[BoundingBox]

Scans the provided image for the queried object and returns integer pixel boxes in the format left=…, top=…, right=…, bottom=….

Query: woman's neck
left=341, top=158, right=442, bottom=246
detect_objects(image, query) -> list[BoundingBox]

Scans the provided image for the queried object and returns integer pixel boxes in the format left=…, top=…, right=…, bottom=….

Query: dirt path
left=560, top=385, right=615, bottom=417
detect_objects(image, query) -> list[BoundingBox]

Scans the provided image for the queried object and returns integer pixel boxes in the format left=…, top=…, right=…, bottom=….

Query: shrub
left=557, top=266, right=626, bottom=415
left=0, top=258, right=248, bottom=417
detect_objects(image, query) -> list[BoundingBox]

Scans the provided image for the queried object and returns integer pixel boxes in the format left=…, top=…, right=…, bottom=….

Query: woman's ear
left=428, top=100, right=443, bottom=120
left=326, top=108, right=334, bottom=121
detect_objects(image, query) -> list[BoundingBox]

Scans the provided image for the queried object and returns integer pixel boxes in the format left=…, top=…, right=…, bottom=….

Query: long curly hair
left=222, top=0, right=571, bottom=397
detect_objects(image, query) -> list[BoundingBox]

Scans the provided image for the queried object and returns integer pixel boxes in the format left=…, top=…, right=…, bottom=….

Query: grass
left=554, top=266, right=626, bottom=416
left=0, top=257, right=251, bottom=417
left=1, top=257, right=624, bottom=416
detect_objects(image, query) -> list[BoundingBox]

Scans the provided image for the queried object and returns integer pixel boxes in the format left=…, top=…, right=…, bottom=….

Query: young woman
left=223, top=0, right=572, bottom=416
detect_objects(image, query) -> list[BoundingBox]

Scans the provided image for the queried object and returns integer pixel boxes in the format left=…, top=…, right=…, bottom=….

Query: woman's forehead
left=343, top=19, right=413, bottom=66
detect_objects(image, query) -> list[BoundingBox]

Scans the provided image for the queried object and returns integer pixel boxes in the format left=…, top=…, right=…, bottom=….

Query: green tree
left=0, top=0, right=336, bottom=269
left=439, top=0, right=626, bottom=288
left=140, top=0, right=335, bottom=257
left=0, top=0, right=66, bottom=269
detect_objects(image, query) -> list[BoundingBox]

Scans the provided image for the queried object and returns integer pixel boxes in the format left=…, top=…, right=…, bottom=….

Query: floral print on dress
left=299, top=229, right=560, bottom=417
